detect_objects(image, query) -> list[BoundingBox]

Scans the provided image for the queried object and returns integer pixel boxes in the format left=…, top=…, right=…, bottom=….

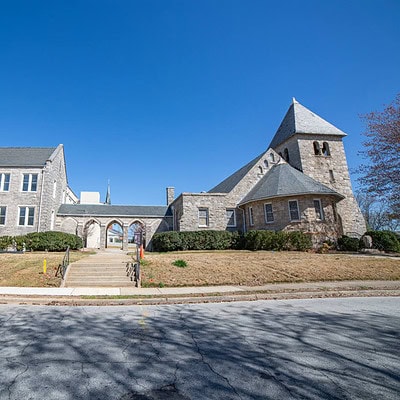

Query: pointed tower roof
left=239, top=163, right=344, bottom=206
left=269, top=99, right=347, bottom=149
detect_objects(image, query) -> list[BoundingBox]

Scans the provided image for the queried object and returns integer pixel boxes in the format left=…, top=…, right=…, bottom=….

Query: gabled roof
left=269, top=99, right=346, bottom=149
left=239, top=163, right=344, bottom=205
left=0, top=147, right=57, bottom=167
left=208, top=153, right=264, bottom=193
left=58, top=204, right=172, bottom=217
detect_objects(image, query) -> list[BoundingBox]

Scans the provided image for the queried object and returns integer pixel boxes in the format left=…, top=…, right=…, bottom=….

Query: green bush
left=20, top=231, right=82, bottom=251
left=152, top=230, right=240, bottom=252
left=0, top=236, right=13, bottom=250
left=244, top=230, right=312, bottom=251
left=337, top=235, right=361, bottom=252
left=286, top=231, right=313, bottom=251
left=367, top=230, right=400, bottom=253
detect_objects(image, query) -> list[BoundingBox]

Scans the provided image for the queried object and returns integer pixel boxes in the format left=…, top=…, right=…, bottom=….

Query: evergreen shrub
left=367, top=230, right=400, bottom=253
left=337, top=235, right=361, bottom=252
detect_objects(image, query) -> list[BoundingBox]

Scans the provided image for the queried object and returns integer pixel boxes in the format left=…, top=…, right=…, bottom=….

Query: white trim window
left=226, top=209, right=236, bottom=227
left=249, top=206, right=254, bottom=226
left=18, top=207, right=35, bottom=226
left=22, top=174, right=38, bottom=192
left=198, top=208, right=209, bottom=227
left=0, top=173, right=10, bottom=191
left=0, top=206, right=6, bottom=225
left=313, top=199, right=325, bottom=220
left=288, top=200, right=300, bottom=221
left=264, top=203, right=274, bottom=223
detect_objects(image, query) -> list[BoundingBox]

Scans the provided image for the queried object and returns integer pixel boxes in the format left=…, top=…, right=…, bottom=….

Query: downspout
left=37, top=167, right=46, bottom=232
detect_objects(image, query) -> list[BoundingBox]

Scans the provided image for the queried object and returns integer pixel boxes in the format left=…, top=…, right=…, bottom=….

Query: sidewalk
left=0, top=280, right=399, bottom=298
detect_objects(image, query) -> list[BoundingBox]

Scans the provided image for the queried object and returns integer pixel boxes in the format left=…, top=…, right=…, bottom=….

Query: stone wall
left=274, top=135, right=366, bottom=236
left=0, top=145, right=68, bottom=237
left=242, top=194, right=342, bottom=244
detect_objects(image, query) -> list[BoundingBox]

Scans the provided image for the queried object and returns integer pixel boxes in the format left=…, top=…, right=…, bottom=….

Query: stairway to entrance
left=64, top=250, right=134, bottom=287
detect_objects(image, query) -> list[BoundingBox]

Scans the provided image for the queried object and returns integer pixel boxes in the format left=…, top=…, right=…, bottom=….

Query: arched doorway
left=106, top=221, right=124, bottom=249
left=128, top=221, right=145, bottom=249
left=84, top=220, right=101, bottom=249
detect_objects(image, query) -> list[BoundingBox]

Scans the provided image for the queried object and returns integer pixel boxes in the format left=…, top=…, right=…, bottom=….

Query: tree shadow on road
left=0, top=298, right=399, bottom=399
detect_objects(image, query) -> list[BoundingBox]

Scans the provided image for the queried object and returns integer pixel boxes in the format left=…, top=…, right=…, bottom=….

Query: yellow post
left=43, top=259, right=47, bottom=274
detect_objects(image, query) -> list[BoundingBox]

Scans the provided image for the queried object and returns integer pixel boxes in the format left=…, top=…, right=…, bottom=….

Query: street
left=0, top=297, right=399, bottom=399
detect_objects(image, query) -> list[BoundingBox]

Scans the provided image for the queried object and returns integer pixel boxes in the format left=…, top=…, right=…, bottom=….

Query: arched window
left=264, top=160, right=269, bottom=168
left=269, top=153, right=275, bottom=162
left=258, top=166, right=263, bottom=174
left=284, top=148, right=290, bottom=162
left=322, top=142, right=330, bottom=156
left=313, top=141, right=321, bottom=155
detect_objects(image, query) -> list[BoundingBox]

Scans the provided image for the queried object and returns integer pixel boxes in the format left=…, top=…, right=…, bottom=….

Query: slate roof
left=269, top=99, right=346, bottom=149
left=239, top=163, right=344, bottom=205
left=58, top=204, right=172, bottom=217
left=208, top=153, right=263, bottom=193
left=0, top=147, right=57, bottom=167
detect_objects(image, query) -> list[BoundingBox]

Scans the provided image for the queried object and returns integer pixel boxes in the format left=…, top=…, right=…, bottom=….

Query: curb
left=1, top=287, right=399, bottom=306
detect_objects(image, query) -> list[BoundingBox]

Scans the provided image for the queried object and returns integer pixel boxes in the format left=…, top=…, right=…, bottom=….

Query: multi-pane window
left=0, top=206, right=6, bottom=225
left=288, top=200, right=300, bottom=221
left=249, top=207, right=254, bottom=226
left=19, top=207, right=35, bottom=226
left=314, top=199, right=324, bottom=220
left=264, top=203, right=274, bottom=223
left=198, top=208, right=209, bottom=227
left=226, top=209, right=236, bottom=227
left=22, top=174, right=38, bottom=192
left=0, top=173, right=10, bottom=191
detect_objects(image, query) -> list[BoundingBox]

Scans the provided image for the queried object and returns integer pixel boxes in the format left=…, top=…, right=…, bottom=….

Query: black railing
left=56, top=246, right=70, bottom=279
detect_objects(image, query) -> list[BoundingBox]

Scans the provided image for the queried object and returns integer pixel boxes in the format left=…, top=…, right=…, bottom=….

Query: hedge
left=337, top=235, right=361, bottom=252
left=152, top=230, right=239, bottom=252
left=151, top=230, right=312, bottom=252
left=0, top=231, right=83, bottom=252
left=366, top=230, right=400, bottom=253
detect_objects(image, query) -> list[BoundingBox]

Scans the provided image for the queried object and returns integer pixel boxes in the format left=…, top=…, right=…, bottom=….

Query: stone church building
left=0, top=99, right=366, bottom=249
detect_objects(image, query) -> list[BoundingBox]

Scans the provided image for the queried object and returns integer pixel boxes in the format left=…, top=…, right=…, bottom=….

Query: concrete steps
left=64, top=251, right=135, bottom=288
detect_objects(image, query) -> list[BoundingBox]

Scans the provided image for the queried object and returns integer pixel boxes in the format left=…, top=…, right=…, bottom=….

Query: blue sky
left=1, top=0, right=399, bottom=205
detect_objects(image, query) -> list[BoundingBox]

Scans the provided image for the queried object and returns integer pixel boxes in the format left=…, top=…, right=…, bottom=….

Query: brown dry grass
left=0, top=251, right=91, bottom=287
left=141, top=250, right=400, bottom=287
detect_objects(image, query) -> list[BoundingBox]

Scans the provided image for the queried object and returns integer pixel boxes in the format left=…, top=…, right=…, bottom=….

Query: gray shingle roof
left=239, top=163, right=344, bottom=205
left=58, top=204, right=171, bottom=217
left=208, top=153, right=263, bottom=193
left=0, top=147, right=57, bottom=167
left=269, top=99, right=346, bottom=149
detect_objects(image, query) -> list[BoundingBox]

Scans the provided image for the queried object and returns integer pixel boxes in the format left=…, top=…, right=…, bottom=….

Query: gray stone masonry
left=243, top=195, right=342, bottom=244
left=0, top=145, right=68, bottom=236
left=274, top=135, right=366, bottom=236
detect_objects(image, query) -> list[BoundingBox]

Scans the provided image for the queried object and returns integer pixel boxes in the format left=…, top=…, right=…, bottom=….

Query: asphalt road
left=0, top=297, right=399, bottom=400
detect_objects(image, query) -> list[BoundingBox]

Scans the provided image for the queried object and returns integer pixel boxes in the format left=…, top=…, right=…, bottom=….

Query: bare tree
left=358, top=94, right=400, bottom=222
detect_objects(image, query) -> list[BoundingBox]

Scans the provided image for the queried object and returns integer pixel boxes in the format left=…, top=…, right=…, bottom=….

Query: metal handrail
left=56, top=246, right=70, bottom=279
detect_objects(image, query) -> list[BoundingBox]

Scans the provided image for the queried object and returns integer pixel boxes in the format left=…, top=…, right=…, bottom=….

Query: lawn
left=140, top=250, right=400, bottom=287
left=0, top=251, right=91, bottom=287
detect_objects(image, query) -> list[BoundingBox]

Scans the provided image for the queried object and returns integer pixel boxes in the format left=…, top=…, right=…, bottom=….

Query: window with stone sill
left=313, top=199, right=325, bottom=221
left=0, top=173, right=10, bottom=191
left=22, top=174, right=38, bottom=192
left=264, top=203, right=274, bottom=223
left=226, top=209, right=236, bottom=227
left=18, top=206, right=35, bottom=226
left=198, top=208, right=209, bottom=227
left=249, top=206, right=254, bottom=226
left=0, top=206, right=6, bottom=225
left=288, top=200, right=300, bottom=221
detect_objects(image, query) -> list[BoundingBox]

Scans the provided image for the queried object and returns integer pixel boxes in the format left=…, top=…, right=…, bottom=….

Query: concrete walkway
left=0, top=280, right=399, bottom=297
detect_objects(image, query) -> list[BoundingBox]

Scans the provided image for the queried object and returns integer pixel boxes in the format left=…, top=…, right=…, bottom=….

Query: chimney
left=166, top=187, right=175, bottom=205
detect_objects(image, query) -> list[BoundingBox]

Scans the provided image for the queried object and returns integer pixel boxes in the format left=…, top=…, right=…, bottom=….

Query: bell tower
left=269, top=99, right=366, bottom=236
